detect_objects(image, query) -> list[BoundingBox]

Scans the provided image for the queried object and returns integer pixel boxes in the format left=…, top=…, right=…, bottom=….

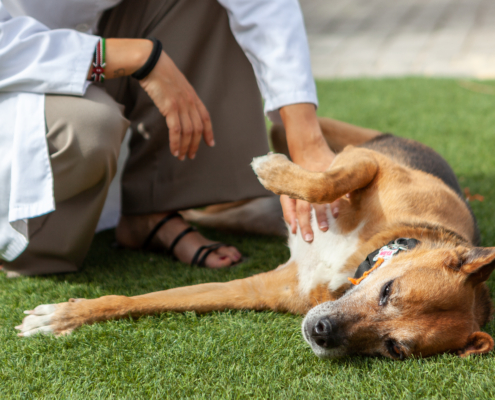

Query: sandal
left=141, top=212, right=236, bottom=267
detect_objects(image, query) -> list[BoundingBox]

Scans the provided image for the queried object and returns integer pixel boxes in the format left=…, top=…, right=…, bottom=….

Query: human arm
left=217, top=0, right=317, bottom=120
left=218, top=0, right=334, bottom=241
left=279, top=103, right=336, bottom=241
left=0, top=10, right=98, bottom=95
left=86, top=39, right=214, bottom=160
left=0, top=5, right=212, bottom=160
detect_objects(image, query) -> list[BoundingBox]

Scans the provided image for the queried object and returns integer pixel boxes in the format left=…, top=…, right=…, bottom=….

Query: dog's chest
left=287, top=212, right=363, bottom=296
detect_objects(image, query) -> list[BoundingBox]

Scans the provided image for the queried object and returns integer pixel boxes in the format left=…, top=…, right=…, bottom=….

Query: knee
left=80, top=99, right=129, bottom=174
left=68, top=99, right=128, bottom=185
left=47, top=89, right=130, bottom=199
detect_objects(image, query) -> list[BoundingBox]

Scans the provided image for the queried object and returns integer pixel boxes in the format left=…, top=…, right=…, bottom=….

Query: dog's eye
left=379, top=280, right=394, bottom=306
left=385, top=339, right=404, bottom=360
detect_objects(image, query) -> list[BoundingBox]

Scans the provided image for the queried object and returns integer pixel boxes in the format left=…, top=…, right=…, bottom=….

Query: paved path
left=300, top=0, right=495, bottom=78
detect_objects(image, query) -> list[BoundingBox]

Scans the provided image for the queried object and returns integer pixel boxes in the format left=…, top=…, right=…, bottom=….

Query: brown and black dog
left=16, top=118, right=495, bottom=360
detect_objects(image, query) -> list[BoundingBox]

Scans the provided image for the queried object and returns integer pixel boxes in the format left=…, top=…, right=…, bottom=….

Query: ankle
left=116, top=212, right=186, bottom=249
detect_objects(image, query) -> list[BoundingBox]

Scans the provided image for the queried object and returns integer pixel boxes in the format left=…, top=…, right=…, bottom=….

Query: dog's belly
left=285, top=209, right=364, bottom=295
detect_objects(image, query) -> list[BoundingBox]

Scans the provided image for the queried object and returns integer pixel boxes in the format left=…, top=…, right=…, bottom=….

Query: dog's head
left=303, top=246, right=495, bottom=359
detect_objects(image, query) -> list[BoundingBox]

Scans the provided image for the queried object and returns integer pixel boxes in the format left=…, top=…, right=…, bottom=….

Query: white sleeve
left=0, top=4, right=99, bottom=95
left=217, top=0, right=318, bottom=122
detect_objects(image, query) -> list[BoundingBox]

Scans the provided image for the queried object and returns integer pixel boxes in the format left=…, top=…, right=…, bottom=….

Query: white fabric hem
left=8, top=202, right=55, bottom=223
left=2, top=235, right=28, bottom=262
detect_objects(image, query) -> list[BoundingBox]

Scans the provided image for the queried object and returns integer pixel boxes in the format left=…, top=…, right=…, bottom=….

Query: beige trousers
left=4, top=86, right=129, bottom=275
left=4, top=0, right=271, bottom=275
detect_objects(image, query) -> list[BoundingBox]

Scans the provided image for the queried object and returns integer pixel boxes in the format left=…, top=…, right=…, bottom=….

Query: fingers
left=167, top=102, right=209, bottom=161
left=166, top=109, right=181, bottom=158
left=314, top=204, right=329, bottom=232
left=330, top=198, right=341, bottom=219
left=282, top=196, right=332, bottom=241
left=178, top=112, right=194, bottom=161
left=197, top=100, right=215, bottom=148
left=184, top=97, right=214, bottom=160
left=281, top=196, right=328, bottom=239
left=187, top=107, right=204, bottom=160
left=138, top=52, right=214, bottom=160
left=296, top=200, right=314, bottom=242
left=280, top=195, right=297, bottom=234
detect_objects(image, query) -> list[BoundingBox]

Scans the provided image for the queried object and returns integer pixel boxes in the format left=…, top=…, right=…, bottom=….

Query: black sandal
left=190, top=243, right=231, bottom=267
left=142, top=212, right=234, bottom=267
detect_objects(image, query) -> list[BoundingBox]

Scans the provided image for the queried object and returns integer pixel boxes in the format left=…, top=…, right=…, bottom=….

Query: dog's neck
left=341, top=221, right=472, bottom=288
left=365, top=221, right=471, bottom=253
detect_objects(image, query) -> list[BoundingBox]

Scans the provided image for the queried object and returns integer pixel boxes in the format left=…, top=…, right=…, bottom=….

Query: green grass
left=2, top=78, right=495, bottom=398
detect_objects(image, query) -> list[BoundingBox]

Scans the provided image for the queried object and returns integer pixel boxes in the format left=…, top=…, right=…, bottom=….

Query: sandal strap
left=141, top=212, right=181, bottom=250
left=168, top=226, right=197, bottom=257
left=190, top=244, right=210, bottom=266
left=191, top=243, right=228, bottom=267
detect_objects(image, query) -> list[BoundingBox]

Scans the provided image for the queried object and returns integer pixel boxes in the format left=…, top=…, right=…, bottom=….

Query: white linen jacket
left=0, top=0, right=317, bottom=262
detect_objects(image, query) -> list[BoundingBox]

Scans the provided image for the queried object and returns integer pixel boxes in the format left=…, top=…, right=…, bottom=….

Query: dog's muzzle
left=310, top=317, right=341, bottom=349
left=302, top=302, right=348, bottom=358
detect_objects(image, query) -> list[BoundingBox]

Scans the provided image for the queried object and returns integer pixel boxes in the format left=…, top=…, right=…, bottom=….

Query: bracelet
left=91, top=38, right=106, bottom=82
left=132, top=37, right=163, bottom=80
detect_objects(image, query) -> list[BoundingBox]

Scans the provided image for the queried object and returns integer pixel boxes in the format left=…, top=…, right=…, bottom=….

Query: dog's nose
left=311, top=317, right=340, bottom=349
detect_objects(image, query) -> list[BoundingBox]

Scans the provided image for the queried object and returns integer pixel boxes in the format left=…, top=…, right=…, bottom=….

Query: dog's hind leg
left=182, top=197, right=286, bottom=236
left=252, top=147, right=379, bottom=204
left=270, top=117, right=380, bottom=156
left=318, top=118, right=381, bottom=153
left=16, top=262, right=308, bottom=337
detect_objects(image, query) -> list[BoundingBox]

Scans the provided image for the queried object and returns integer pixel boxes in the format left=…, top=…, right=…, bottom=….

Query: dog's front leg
left=16, top=262, right=307, bottom=337
left=252, top=147, right=379, bottom=204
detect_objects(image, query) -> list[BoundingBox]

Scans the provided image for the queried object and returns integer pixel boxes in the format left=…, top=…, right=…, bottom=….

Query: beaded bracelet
left=91, top=38, right=106, bottom=82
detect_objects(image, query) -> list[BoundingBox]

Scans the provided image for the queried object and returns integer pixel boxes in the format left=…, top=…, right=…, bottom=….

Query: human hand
left=87, top=39, right=214, bottom=160
left=139, top=51, right=214, bottom=160
left=281, top=195, right=340, bottom=240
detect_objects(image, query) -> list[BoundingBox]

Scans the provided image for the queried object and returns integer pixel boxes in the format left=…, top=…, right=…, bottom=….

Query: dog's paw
left=251, top=153, right=293, bottom=193
left=16, top=298, right=86, bottom=337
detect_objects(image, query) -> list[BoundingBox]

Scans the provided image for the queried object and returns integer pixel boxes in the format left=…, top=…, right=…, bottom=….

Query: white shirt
left=0, top=0, right=317, bottom=261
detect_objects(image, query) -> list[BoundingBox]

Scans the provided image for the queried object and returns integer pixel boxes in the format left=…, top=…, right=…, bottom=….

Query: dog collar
left=349, top=238, right=420, bottom=285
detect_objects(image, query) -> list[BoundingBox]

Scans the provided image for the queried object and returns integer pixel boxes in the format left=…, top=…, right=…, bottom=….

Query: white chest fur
left=287, top=209, right=364, bottom=295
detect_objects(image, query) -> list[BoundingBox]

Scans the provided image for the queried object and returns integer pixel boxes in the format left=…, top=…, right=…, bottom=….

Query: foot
left=116, top=213, right=242, bottom=269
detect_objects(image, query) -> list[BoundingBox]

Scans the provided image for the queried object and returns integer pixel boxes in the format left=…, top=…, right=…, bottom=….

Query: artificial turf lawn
left=2, top=78, right=495, bottom=399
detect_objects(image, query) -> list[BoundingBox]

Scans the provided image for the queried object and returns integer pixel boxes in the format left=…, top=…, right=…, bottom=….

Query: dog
left=16, top=118, right=495, bottom=360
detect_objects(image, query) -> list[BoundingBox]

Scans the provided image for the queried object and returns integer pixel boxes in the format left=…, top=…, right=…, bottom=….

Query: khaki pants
left=4, top=0, right=271, bottom=275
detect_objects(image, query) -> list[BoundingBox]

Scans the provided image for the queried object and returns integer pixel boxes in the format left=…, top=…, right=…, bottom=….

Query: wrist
left=107, top=38, right=153, bottom=77
left=280, top=103, right=335, bottom=170
left=131, top=38, right=163, bottom=80
left=129, top=40, right=154, bottom=73
left=87, top=38, right=153, bottom=80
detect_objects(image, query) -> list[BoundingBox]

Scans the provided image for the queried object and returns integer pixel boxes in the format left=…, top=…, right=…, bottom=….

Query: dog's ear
left=459, top=247, right=495, bottom=286
left=457, top=332, right=494, bottom=357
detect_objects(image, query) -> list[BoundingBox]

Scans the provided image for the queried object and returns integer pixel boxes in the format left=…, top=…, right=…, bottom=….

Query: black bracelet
left=132, top=37, right=163, bottom=80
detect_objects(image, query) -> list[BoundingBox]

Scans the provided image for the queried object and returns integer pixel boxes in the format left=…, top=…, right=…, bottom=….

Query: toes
left=31, top=304, right=57, bottom=315
left=206, top=253, right=235, bottom=269
left=19, top=314, right=53, bottom=331
left=217, top=246, right=241, bottom=262
left=17, top=303, right=58, bottom=337
left=205, top=246, right=242, bottom=269
left=18, top=325, right=54, bottom=337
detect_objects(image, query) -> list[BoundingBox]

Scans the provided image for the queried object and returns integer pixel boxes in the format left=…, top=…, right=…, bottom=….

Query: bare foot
left=116, top=213, right=242, bottom=269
